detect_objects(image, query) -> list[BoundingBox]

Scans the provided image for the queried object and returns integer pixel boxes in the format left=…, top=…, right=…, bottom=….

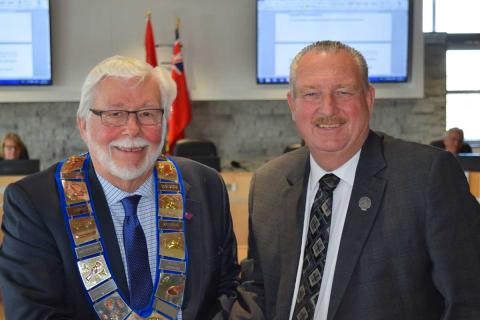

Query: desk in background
left=221, top=172, right=252, bottom=262
left=458, top=153, right=480, bottom=200
left=468, top=173, right=480, bottom=199
left=0, top=176, right=24, bottom=245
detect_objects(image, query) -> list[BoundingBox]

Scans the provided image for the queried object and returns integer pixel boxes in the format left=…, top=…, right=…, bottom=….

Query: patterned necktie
left=293, top=173, right=340, bottom=320
left=121, top=195, right=153, bottom=311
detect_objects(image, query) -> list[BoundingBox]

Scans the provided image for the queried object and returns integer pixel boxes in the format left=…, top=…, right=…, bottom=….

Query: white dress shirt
left=289, top=150, right=361, bottom=320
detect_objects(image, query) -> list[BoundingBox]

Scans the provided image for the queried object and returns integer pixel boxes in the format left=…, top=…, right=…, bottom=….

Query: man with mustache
left=0, top=56, right=239, bottom=319
left=230, top=41, right=480, bottom=319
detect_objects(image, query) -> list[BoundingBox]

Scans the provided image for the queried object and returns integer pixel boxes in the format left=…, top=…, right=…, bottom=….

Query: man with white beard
left=0, top=56, right=239, bottom=320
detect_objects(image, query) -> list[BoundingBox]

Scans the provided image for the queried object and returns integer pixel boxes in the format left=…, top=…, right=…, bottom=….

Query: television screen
left=0, top=0, right=52, bottom=85
left=257, top=0, right=411, bottom=84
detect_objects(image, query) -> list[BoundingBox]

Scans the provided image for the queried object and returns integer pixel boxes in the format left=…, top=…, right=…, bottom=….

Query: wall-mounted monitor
left=257, top=0, right=411, bottom=84
left=0, top=0, right=52, bottom=85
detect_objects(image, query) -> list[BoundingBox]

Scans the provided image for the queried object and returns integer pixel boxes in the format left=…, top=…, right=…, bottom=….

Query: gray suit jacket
left=231, top=131, right=480, bottom=320
left=0, top=156, right=239, bottom=320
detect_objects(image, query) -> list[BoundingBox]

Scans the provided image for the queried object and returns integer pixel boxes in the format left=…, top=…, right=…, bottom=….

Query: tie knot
left=319, top=173, right=340, bottom=192
left=121, top=195, right=142, bottom=218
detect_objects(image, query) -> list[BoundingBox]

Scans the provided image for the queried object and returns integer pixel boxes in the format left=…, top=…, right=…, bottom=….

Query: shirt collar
left=96, top=172, right=155, bottom=206
left=309, top=149, right=361, bottom=190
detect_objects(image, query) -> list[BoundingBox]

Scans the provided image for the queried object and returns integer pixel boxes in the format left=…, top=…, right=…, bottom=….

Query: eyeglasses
left=89, top=108, right=164, bottom=127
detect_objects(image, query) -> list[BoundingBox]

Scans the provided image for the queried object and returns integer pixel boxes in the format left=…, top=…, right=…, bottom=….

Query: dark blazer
left=0, top=157, right=239, bottom=320
left=231, top=131, right=480, bottom=320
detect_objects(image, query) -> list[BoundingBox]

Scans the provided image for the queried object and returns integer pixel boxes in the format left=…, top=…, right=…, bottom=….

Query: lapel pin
left=185, top=212, right=193, bottom=220
left=358, top=196, right=372, bottom=212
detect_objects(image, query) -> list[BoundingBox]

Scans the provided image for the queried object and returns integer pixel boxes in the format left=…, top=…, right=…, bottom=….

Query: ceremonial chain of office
left=55, top=153, right=187, bottom=320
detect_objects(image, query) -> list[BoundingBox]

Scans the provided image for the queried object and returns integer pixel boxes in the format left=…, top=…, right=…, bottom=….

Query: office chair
left=173, top=139, right=221, bottom=171
left=430, top=139, right=472, bottom=153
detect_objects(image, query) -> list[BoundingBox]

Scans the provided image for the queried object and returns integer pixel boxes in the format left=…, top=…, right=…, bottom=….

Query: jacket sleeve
left=425, top=151, right=480, bottom=319
left=229, top=173, right=266, bottom=320
left=0, top=182, right=73, bottom=319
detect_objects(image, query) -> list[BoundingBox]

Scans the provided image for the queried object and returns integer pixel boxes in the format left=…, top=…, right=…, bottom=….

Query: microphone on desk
left=231, top=160, right=248, bottom=171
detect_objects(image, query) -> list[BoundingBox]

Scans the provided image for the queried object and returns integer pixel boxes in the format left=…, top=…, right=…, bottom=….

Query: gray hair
left=289, top=40, right=369, bottom=95
left=77, top=55, right=177, bottom=140
left=446, top=127, right=465, bottom=143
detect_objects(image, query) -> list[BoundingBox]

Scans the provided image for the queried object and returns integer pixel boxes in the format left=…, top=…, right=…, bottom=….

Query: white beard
left=87, top=132, right=162, bottom=181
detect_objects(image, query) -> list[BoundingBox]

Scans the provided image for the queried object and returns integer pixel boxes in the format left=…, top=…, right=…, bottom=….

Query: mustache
left=312, top=116, right=347, bottom=126
left=109, top=137, right=150, bottom=149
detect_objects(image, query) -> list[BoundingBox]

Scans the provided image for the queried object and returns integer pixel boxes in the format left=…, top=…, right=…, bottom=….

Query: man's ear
left=287, top=91, right=296, bottom=121
left=77, top=116, right=89, bottom=144
left=366, top=84, right=375, bottom=117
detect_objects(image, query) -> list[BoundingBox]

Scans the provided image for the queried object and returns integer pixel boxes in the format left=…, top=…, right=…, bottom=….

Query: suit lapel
left=277, top=149, right=310, bottom=315
left=327, top=132, right=387, bottom=320
left=87, top=160, right=130, bottom=301
left=179, top=179, right=199, bottom=317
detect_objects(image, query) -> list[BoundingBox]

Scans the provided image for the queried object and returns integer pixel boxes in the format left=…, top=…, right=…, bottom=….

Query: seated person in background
left=431, top=127, right=472, bottom=154
left=0, top=132, right=29, bottom=160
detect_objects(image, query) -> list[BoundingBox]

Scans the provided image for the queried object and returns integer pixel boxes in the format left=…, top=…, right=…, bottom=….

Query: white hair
left=77, top=55, right=177, bottom=145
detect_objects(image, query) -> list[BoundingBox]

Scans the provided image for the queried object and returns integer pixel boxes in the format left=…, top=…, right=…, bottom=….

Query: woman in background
left=0, top=133, right=29, bottom=160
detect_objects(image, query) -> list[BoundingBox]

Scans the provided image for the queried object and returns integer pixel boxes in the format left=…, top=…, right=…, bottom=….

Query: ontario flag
left=144, top=12, right=158, bottom=67
left=167, top=20, right=192, bottom=153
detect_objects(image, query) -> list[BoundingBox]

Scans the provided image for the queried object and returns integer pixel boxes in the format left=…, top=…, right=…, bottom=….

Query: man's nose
left=123, top=113, right=141, bottom=136
left=318, top=93, right=337, bottom=116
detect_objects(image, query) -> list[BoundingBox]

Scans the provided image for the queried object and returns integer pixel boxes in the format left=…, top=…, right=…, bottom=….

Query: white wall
left=0, top=0, right=424, bottom=103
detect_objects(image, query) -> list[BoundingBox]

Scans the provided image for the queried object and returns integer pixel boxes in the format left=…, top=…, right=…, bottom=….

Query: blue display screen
left=0, top=0, right=52, bottom=85
left=257, top=0, right=411, bottom=84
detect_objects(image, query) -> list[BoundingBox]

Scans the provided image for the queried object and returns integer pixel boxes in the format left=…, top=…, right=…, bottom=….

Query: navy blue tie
left=121, top=195, right=153, bottom=311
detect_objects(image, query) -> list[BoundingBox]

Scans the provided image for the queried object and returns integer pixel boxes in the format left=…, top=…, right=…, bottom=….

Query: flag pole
left=167, top=16, right=192, bottom=154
